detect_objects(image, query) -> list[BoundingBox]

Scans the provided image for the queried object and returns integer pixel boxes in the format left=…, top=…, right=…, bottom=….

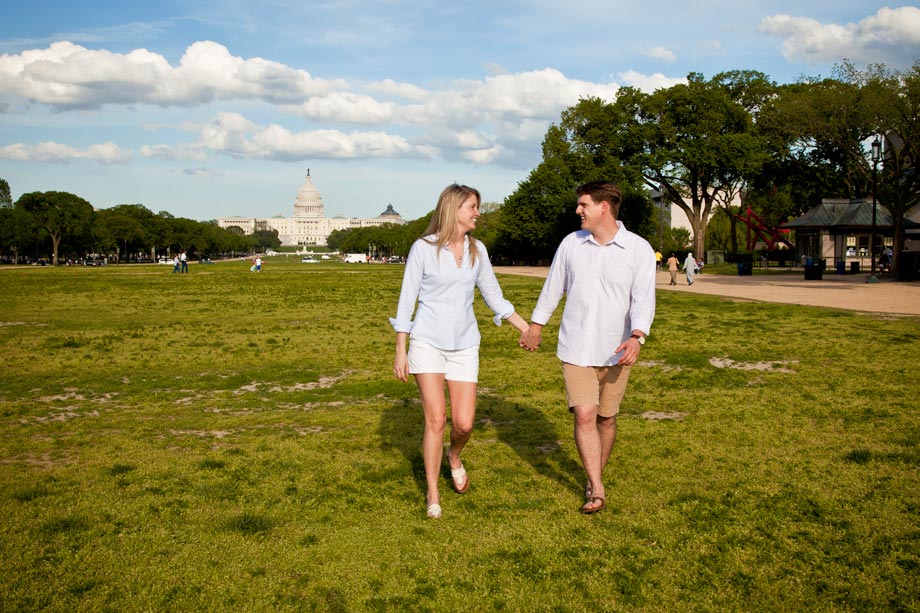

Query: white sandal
left=426, top=503, right=442, bottom=519
left=450, top=464, right=469, bottom=494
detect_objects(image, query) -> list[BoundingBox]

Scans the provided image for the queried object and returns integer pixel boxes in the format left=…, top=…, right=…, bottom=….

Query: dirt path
left=494, top=267, right=920, bottom=316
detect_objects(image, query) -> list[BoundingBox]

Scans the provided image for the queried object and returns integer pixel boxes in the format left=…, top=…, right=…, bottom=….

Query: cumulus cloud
left=163, top=112, right=430, bottom=161
left=618, top=70, right=686, bottom=93
left=644, top=46, right=677, bottom=64
left=759, top=6, right=920, bottom=65
left=0, top=40, right=340, bottom=109
left=0, top=40, right=677, bottom=168
left=0, top=140, right=131, bottom=163
left=140, top=143, right=208, bottom=161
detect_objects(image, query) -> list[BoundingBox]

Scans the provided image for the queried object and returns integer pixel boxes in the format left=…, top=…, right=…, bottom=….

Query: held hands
left=519, top=322, right=542, bottom=352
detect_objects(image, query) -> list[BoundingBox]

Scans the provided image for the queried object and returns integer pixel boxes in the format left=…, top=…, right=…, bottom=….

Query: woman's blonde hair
left=422, top=183, right=480, bottom=266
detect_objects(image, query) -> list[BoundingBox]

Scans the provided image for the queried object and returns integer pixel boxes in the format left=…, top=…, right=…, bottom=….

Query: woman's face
left=456, top=195, right=480, bottom=234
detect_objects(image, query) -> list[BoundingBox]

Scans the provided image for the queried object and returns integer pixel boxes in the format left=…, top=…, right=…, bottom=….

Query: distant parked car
left=386, top=255, right=404, bottom=264
left=343, top=253, right=367, bottom=263
left=301, top=256, right=318, bottom=263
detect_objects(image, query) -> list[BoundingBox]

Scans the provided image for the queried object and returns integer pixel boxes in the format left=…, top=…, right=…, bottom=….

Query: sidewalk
left=494, top=267, right=920, bottom=316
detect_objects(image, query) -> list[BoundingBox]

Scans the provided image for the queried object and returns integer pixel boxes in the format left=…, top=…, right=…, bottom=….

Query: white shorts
left=408, top=339, right=479, bottom=383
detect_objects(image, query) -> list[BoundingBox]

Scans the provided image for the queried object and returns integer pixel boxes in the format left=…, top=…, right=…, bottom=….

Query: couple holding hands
left=390, top=181, right=656, bottom=518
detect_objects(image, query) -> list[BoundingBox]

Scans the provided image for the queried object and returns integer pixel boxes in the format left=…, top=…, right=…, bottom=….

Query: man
left=521, top=181, right=655, bottom=514
left=655, top=250, right=663, bottom=272
left=180, top=250, right=188, bottom=273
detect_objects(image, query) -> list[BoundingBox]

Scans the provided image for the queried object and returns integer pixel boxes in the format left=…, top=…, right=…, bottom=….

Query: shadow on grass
left=377, top=397, right=426, bottom=496
left=478, top=393, right=583, bottom=494
left=376, top=391, right=582, bottom=498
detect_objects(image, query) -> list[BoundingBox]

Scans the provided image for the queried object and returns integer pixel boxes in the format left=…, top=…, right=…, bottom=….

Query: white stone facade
left=216, top=171, right=406, bottom=246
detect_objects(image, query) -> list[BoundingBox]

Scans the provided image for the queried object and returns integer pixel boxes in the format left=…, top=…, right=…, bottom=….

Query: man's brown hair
left=576, top=181, right=622, bottom=219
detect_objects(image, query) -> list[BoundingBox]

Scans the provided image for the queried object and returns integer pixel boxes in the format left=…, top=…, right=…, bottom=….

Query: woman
left=390, top=184, right=529, bottom=519
left=683, top=251, right=696, bottom=285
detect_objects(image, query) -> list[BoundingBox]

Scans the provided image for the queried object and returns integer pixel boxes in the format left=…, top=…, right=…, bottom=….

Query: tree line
left=298, top=61, right=920, bottom=275
left=2, top=61, right=916, bottom=273
left=0, top=188, right=278, bottom=265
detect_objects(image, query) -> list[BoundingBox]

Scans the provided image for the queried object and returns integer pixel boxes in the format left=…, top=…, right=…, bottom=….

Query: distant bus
left=343, top=253, right=367, bottom=263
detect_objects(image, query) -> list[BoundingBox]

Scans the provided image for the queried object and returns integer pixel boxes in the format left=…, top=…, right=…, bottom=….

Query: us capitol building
left=216, top=170, right=406, bottom=247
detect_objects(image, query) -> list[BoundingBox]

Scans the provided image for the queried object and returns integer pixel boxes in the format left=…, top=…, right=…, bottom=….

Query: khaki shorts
left=562, top=362, right=631, bottom=418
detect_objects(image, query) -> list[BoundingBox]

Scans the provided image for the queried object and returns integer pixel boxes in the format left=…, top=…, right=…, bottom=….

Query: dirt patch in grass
left=709, top=357, right=798, bottom=373
left=639, top=411, right=689, bottom=421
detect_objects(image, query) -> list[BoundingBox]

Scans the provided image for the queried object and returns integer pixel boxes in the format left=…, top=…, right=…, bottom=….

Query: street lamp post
left=658, top=184, right=664, bottom=252
left=869, top=136, right=882, bottom=279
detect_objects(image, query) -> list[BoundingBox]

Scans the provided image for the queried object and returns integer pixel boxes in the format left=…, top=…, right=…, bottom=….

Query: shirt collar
left=578, top=221, right=628, bottom=247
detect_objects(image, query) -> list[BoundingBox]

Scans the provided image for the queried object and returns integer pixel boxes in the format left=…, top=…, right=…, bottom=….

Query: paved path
left=494, top=267, right=920, bottom=316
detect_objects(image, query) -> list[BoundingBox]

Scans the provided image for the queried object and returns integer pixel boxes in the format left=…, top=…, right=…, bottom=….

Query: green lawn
left=1, top=258, right=918, bottom=611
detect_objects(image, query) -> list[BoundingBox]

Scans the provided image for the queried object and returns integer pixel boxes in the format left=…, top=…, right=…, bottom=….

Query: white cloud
left=0, top=140, right=131, bottom=163
left=182, top=167, right=223, bottom=177
left=0, top=40, right=686, bottom=169
left=759, top=7, right=920, bottom=65
left=0, top=40, right=340, bottom=109
left=617, top=71, right=686, bottom=93
left=140, top=143, right=208, bottom=161
left=644, top=46, right=677, bottom=64
left=172, top=112, right=430, bottom=161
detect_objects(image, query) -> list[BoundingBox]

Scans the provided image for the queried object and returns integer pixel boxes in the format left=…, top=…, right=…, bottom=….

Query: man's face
left=576, top=194, right=604, bottom=232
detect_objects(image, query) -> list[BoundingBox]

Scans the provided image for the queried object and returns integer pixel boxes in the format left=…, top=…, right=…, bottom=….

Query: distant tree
left=16, top=191, right=94, bottom=265
left=0, top=179, right=11, bottom=208
left=250, top=229, right=281, bottom=252
left=94, top=207, right=146, bottom=260
left=0, top=206, right=39, bottom=263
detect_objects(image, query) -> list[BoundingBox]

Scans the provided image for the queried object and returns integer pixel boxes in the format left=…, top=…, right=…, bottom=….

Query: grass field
left=1, top=258, right=918, bottom=612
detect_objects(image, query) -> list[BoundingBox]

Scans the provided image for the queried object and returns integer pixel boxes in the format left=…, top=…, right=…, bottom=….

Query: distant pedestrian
left=683, top=252, right=696, bottom=285
left=655, top=250, right=662, bottom=272
left=666, top=253, right=679, bottom=285
left=172, top=254, right=180, bottom=274
left=180, top=251, right=189, bottom=273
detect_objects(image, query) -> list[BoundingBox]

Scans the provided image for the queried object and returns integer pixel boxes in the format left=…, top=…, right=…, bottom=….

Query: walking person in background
left=172, top=253, right=180, bottom=274
left=180, top=250, right=189, bottom=273
left=391, top=184, right=530, bottom=519
left=521, top=180, right=655, bottom=514
left=683, top=251, right=696, bottom=285
left=666, top=252, right=679, bottom=286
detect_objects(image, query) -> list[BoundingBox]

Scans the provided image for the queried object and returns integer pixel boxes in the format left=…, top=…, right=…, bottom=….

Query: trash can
left=804, top=264, right=822, bottom=280
left=835, top=261, right=846, bottom=275
left=897, top=252, right=919, bottom=281
left=850, top=261, right=860, bottom=274
left=736, top=261, right=752, bottom=276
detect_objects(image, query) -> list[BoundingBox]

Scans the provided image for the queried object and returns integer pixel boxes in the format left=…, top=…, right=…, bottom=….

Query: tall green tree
left=638, top=73, right=771, bottom=258
left=0, top=179, right=11, bottom=208
left=16, top=191, right=94, bottom=265
left=861, top=61, right=920, bottom=274
left=0, top=206, right=39, bottom=263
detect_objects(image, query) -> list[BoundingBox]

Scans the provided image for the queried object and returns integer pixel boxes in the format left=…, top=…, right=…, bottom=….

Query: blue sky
left=1, top=1, right=918, bottom=222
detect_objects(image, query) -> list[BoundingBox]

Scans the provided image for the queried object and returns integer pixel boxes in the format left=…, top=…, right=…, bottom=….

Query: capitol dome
left=292, top=169, right=324, bottom=218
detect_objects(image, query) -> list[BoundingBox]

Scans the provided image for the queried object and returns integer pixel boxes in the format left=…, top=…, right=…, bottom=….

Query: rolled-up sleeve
left=474, top=242, right=515, bottom=326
